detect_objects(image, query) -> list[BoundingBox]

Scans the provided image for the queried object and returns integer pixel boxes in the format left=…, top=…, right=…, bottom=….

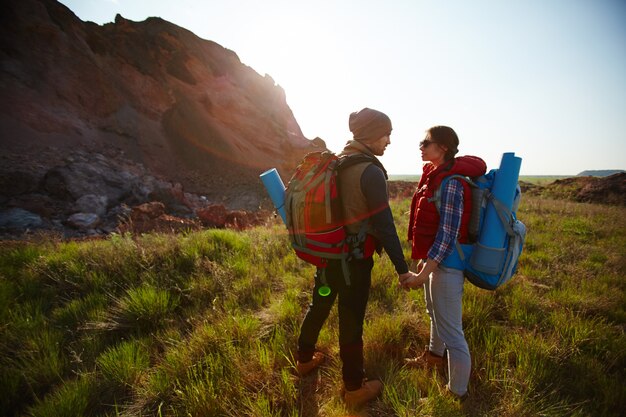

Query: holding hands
left=398, top=270, right=427, bottom=290
left=398, top=258, right=439, bottom=291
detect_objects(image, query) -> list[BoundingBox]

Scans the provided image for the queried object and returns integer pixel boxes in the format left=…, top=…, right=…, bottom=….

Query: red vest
left=409, top=156, right=487, bottom=260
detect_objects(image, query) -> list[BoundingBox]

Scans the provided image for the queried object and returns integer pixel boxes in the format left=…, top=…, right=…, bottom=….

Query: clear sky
left=58, top=0, right=626, bottom=175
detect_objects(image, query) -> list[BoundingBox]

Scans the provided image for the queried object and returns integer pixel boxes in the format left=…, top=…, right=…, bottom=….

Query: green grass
left=0, top=196, right=624, bottom=416
left=518, top=175, right=570, bottom=185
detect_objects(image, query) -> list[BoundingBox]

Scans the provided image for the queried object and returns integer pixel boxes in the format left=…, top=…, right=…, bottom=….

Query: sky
left=58, top=0, right=626, bottom=175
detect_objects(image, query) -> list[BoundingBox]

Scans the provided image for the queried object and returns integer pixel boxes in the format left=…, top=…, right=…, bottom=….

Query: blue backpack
left=432, top=169, right=526, bottom=290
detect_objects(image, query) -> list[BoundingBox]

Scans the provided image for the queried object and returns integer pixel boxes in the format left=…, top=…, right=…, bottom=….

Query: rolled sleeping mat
left=471, top=152, right=522, bottom=275
left=480, top=152, right=522, bottom=247
left=260, top=168, right=287, bottom=224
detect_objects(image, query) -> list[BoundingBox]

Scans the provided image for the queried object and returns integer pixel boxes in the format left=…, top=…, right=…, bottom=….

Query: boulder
left=197, top=204, right=228, bottom=227
left=118, top=202, right=201, bottom=234
left=67, top=213, right=101, bottom=230
left=147, top=182, right=192, bottom=216
left=75, top=194, right=108, bottom=217
left=195, top=204, right=265, bottom=230
left=132, top=202, right=166, bottom=219
left=42, top=161, right=137, bottom=203
left=225, top=210, right=254, bottom=230
left=0, top=208, right=44, bottom=230
left=0, top=171, right=39, bottom=197
left=6, top=193, right=62, bottom=218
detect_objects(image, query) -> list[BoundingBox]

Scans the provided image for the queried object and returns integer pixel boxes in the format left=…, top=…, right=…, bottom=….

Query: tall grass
left=0, top=196, right=624, bottom=416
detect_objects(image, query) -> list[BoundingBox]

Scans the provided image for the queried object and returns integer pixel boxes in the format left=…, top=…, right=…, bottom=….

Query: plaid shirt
left=428, top=179, right=464, bottom=263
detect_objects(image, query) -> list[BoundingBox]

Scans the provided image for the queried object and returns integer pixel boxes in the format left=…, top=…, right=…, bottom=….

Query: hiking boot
left=342, top=379, right=383, bottom=409
left=404, top=346, right=445, bottom=372
left=296, top=351, right=324, bottom=376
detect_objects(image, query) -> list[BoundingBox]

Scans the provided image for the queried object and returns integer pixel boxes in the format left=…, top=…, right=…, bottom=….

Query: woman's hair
left=427, top=125, right=459, bottom=160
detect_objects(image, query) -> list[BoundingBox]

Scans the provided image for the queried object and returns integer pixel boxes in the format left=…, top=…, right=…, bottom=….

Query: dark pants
left=297, top=257, right=374, bottom=390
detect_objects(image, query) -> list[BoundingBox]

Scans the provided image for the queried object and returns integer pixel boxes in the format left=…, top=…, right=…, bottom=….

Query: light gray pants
left=424, top=265, right=470, bottom=396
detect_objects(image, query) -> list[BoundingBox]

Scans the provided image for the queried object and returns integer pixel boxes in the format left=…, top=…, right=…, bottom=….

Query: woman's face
left=419, top=136, right=447, bottom=165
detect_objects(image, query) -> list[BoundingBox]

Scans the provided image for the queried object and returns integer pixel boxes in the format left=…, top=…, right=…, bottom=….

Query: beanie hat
left=428, top=125, right=459, bottom=160
left=349, top=108, right=392, bottom=143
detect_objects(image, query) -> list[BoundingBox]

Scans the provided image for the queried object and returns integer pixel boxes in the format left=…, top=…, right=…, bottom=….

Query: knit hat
left=349, top=108, right=392, bottom=143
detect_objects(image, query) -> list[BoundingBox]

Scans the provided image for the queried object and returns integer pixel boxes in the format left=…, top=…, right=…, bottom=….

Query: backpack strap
left=337, top=153, right=388, bottom=179
left=324, top=162, right=335, bottom=223
left=345, top=221, right=370, bottom=259
left=429, top=174, right=476, bottom=212
left=429, top=175, right=475, bottom=261
left=489, top=195, right=516, bottom=237
left=454, top=240, right=466, bottom=261
left=316, top=258, right=352, bottom=288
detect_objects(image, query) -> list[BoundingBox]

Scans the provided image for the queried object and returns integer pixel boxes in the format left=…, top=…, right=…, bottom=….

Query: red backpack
left=284, top=151, right=382, bottom=285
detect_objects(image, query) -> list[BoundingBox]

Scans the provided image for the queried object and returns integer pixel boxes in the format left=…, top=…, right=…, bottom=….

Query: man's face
left=368, top=134, right=391, bottom=156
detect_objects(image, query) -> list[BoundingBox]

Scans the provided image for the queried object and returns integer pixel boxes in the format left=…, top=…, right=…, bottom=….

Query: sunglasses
left=419, top=139, right=436, bottom=148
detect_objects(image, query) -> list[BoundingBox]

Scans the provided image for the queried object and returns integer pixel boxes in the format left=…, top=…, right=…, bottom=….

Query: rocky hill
left=0, top=0, right=323, bottom=237
left=521, top=172, right=626, bottom=206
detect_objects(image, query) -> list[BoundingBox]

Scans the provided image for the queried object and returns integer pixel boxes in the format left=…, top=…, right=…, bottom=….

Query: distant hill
left=523, top=172, right=626, bottom=206
left=577, top=170, right=625, bottom=177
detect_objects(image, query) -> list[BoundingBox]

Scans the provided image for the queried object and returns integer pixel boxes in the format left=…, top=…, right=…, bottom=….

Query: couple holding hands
left=294, top=108, right=487, bottom=409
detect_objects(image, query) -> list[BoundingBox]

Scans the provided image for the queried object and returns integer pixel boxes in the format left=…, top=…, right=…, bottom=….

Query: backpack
left=284, top=150, right=382, bottom=285
left=432, top=168, right=526, bottom=290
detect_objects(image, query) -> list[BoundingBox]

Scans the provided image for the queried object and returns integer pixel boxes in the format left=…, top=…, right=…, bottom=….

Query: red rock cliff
left=0, top=0, right=322, bottom=209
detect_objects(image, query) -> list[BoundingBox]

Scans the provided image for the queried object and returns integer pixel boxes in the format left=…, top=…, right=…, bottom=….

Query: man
left=295, top=108, right=418, bottom=408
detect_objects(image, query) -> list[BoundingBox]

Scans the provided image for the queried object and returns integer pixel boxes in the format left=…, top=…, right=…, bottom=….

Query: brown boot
left=404, top=346, right=445, bottom=372
left=296, top=351, right=324, bottom=376
left=342, top=379, right=383, bottom=409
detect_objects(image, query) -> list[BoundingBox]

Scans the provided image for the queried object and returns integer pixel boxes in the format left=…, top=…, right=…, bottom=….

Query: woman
left=399, top=126, right=486, bottom=401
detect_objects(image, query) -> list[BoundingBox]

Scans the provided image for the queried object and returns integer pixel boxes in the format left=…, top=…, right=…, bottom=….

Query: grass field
left=1, top=195, right=624, bottom=416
